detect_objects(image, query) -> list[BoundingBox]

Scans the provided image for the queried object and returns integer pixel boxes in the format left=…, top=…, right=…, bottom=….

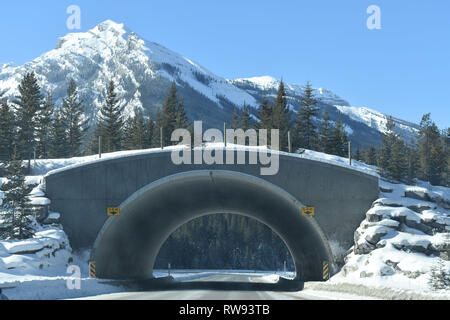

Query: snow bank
left=0, top=225, right=72, bottom=271
left=32, top=144, right=378, bottom=180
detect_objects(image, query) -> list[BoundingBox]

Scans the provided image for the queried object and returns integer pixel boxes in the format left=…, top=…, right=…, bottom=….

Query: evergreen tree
left=123, top=108, right=146, bottom=150
left=318, top=109, right=334, bottom=154
left=272, top=81, right=291, bottom=151
left=389, top=138, right=408, bottom=182
left=329, top=118, right=348, bottom=157
left=295, top=82, right=319, bottom=150
left=231, top=107, right=240, bottom=130
left=122, top=116, right=136, bottom=151
left=13, top=72, right=42, bottom=169
left=49, top=109, right=70, bottom=158
left=377, top=116, right=396, bottom=178
left=161, top=82, right=179, bottom=146
left=417, top=114, right=446, bottom=185
left=145, top=115, right=155, bottom=148
left=154, top=109, right=163, bottom=148
left=0, top=151, right=34, bottom=240
left=429, top=139, right=447, bottom=186
left=358, top=145, right=366, bottom=162
left=240, top=104, right=252, bottom=131
left=365, top=145, right=377, bottom=166
left=406, top=141, right=420, bottom=185
left=0, top=98, right=15, bottom=162
left=61, top=79, right=88, bottom=157
left=96, top=80, right=124, bottom=153
left=256, top=97, right=273, bottom=130
left=354, top=149, right=361, bottom=162
left=175, top=99, right=190, bottom=130
left=35, top=93, right=54, bottom=159
left=428, top=253, right=450, bottom=291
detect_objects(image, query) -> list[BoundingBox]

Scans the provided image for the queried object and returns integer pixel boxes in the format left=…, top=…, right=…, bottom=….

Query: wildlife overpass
left=43, top=148, right=379, bottom=281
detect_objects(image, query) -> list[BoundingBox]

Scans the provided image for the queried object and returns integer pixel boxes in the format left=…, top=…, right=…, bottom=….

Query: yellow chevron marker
left=323, top=261, right=329, bottom=280
left=89, top=262, right=96, bottom=278
left=302, top=207, right=315, bottom=217
left=107, top=207, right=120, bottom=216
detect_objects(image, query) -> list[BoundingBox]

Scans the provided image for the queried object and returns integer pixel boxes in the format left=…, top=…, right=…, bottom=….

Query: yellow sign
left=302, top=207, right=315, bottom=216
left=89, top=262, right=96, bottom=278
left=107, top=207, right=120, bottom=216
left=323, top=261, right=329, bottom=280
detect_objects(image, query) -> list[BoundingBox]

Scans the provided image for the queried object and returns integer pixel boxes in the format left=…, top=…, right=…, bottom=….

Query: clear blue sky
left=1, top=0, right=449, bottom=129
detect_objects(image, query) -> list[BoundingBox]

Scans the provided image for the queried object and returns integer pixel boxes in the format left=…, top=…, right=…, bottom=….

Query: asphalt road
left=77, top=274, right=327, bottom=300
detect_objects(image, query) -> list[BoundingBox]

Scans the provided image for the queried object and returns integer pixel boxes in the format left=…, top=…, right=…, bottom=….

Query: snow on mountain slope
left=230, top=76, right=351, bottom=107
left=335, top=105, right=421, bottom=143
left=0, top=20, right=421, bottom=146
left=0, top=20, right=256, bottom=123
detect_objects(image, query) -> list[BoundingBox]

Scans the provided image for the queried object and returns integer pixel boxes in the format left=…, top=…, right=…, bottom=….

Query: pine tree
left=175, top=99, right=190, bottom=130
left=430, top=139, right=447, bottom=186
left=123, top=108, right=146, bottom=150
left=377, top=116, right=396, bottom=178
left=145, top=115, right=155, bottom=148
left=406, top=141, right=420, bottom=185
left=0, top=151, right=34, bottom=240
left=231, top=107, right=240, bottom=130
left=359, top=145, right=366, bottom=162
left=417, top=114, right=446, bottom=185
left=161, top=82, right=179, bottom=146
left=154, top=108, right=163, bottom=148
left=295, top=82, right=319, bottom=151
left=365, top=145, right=377, bottom=166
left=0, top=98, right=15, bottom=162
left=96, top=80, right=124, bottom=153
left=13, top=72, right=42, bottom=169
left=122, top=116, right=136, bottom=150
left=61, top=79, right=88, bottom=157
left=272, top=81, right=291, bottom=151
left=329, top=118, right=348, bottom=157
left=318, top=109, right=334, bottom=154
left=49, top=109, right=70, bottom=158
left=240, top=104, right=252, bottom=131
left=35, top=92, right=54, bottom=159
left=354, top=149, right=361, bottom=162
left=389, top=138, right=408, bottom=182
left=428, top=255, right=450, bottom=291
left=256, top=97, right=273, bottom=130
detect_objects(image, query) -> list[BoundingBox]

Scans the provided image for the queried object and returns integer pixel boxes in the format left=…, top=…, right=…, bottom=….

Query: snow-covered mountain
left=0, top=20, right=420, bottom=147
left=0, top=20, right=257, bottom=128
left=230, top=76, right=420, bottom=145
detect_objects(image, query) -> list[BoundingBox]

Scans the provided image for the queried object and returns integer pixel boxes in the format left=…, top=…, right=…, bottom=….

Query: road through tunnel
left=90, top=170, right=335, bottom=281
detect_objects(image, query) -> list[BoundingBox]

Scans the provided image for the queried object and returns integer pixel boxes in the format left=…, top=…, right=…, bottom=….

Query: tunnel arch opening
left=91, top=170, right=334, bottom=281
left=154, top=212, right=296, bottom=273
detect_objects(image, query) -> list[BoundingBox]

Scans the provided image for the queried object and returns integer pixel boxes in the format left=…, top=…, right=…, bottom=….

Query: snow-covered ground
left=323, top=179, right=450, bottom=299
left=0, top=147, right=449, bottom=299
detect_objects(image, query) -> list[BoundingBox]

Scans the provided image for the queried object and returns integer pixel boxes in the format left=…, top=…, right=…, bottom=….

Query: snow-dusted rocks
left=338, top=179, right=450, bottom=291
left=43, top=212, right=61, bottom=225
left=0, top=226, right=72, bottom=271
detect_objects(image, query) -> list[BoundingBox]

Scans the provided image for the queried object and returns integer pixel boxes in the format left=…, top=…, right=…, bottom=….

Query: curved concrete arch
left=91, top=170, right=334, bottom=281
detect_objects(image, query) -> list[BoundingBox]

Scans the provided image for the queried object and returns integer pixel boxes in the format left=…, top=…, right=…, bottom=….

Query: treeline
left=232, top=81, right=350, bottom=157
left=155, top=213, right=294, bottom=271
left=355, top=115, right=449, bottom=187
left=237, top=80, right=448, bottom=187
left=0, top=73, right=191, bottom=167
